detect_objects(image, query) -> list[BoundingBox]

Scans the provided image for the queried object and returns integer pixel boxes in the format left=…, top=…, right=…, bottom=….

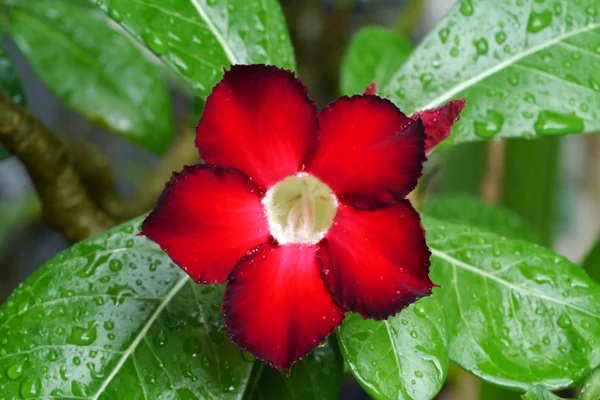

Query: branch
left=0, top=92, right=114, bottom=242
left=67, top=139, right=125, bottom=219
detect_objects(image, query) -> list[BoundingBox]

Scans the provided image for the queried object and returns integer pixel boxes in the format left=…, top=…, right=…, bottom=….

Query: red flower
left=141, top=65, right=465, bottom=371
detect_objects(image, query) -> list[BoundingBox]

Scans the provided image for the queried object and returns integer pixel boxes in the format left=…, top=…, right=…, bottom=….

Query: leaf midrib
left=430, top=248, right=600, bottom=320
left=386, top=22, right=600, bottom=111
left=91, top=274, right=190, bottom=399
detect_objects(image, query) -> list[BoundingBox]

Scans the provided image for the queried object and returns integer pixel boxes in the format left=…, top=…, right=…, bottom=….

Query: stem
left=0, top=92, right=113, bottom=241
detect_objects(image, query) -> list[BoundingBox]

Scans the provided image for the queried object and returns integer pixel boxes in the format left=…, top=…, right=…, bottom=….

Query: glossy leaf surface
left=425, top=216, right=600, bottom=390
left=422, top=195, right=537, bottom=242
left=340, top=26, right=412, bottom=96
left=251, top=339, right=343, bottom=400
left=0, top=217, right=254, bottom=399
left=8, top=0, right=173, bottom=153
left=381, top=0, right=600, bottom=147
left=337, top=296, right=448, bottom=400
left=92, top=0, right=296, bottom=97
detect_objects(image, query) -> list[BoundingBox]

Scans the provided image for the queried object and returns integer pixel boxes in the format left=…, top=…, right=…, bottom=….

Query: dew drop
left=582, top=320, right=591, bottom=330
left=6, top=363, right=24, bottom=380
left=409, top=330, right=419, bottom=339
left=183, top=337, right=202, bottom=357
left=460, top=0, right=474, bottom=16
left=414, top=303, right=427, bottom=317
left=542, top=336, right=550, bottom=345
left=67, top=324, right=98, bottom=346
left=534, top=110, right=584, bottom=135
left=495, top=31, right=507, bottom=44
left=473, top=37, right=488, bottom=55
left=557, top=314, right=572, bottom=328
left=71, top=380, right=89, bottom=397
left=419, top=73, right=434, bottom=90
left=474, top=109, right=505, bottom=138
left=415, top=370, right=424, bottom=378
left=20, top=377, right=41, bottom=398
left=438, top=28, right=450, bottom=43
left=141, top=32, right=169, bottom=55
left=155, top=329, right=167, bottom=347
left=109, top=259, right=123, bottom=272
left=527, top=10, right=553, bottom=33
left=107, top=8, right=123, bottom=22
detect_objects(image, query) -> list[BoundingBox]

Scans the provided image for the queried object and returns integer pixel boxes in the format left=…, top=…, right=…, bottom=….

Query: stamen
left=262, top=174, right=337, bottom=245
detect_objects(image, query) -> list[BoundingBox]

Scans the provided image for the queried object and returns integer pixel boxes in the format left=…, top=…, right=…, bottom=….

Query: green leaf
left=422, top=195, right=538, bottom=242
left=0, top=43, right=26, bottom=107
left=0, top=216, right=254, bottom=399
left=425, top=216, right=600, bottom=390
left=91, top=0, right=296, bottom=98
left=251, top=339, right=343, bottom=400
left=0, top=42, right=26, bottom=161
left=7, top=0, right=173, bottom=154
left=521, top=386, right=566, bottom=400
left=337, top=296, right=448, bottom=400
left=380, top=0, right=600, bottom=147
left=340, top=26, right=412, bottom=95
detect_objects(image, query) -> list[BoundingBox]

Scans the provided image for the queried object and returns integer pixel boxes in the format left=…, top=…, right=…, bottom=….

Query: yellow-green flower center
left=263, top=173, right=338, bottom=245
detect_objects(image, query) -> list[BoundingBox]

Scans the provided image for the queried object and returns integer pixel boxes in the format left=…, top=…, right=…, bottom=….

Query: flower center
left=262, top=173, right=338, bottom=245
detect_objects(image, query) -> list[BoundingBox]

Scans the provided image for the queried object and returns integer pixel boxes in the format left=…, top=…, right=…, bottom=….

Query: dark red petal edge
left=307, top=94, right=427, bottom=211
left=364, top=82, right=377, bottom=95
left=223, top=241, right=345, bottom=372
left=195, top=64, right=320, bottom=189
left=318, top=200, right=434, bottom=320
left=140, top=164, right=269, bottom=284
left=415, top=99, right=467, bottom=153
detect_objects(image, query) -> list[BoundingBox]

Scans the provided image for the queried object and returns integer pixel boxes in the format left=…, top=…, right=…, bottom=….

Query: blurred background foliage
left=0, top=0, right=598, bottom=398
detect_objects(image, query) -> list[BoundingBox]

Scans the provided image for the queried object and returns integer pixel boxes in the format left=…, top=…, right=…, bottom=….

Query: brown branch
left=67, top=139, right=125, bottom=219
left=0, top=92, right=114, bottom=242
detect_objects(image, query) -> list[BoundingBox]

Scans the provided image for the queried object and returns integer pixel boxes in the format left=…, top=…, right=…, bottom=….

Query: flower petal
left=363, top=82, right=377, bottom=95
left=306, top=95, right=426, bottom=210
left=417, top=99, right=467, bottom=153
left=318, top=200, right=433, bottom=320
left=141, top=165, right=269, bottom=284
left=195, top=65, right=319, bottom=189
left=223, top=242, right=345, bottom=371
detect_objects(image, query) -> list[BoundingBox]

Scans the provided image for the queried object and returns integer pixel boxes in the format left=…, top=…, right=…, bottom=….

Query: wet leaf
left=340, top=26, right=412, bottom=95
left=425, top=216, right=600, bottom=390
left=251, top=339, right=343, bottom=400
left=92, top=0, right=296, bottom=98
left=7, top=0, right=173, bottom=154
left=422, top=195, right=538, bottom=242
left=337, top=296, right=448, bottom=400
left=380, top=0, right=600, bottom=147
left=0, top=217, right=254, bottom=399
